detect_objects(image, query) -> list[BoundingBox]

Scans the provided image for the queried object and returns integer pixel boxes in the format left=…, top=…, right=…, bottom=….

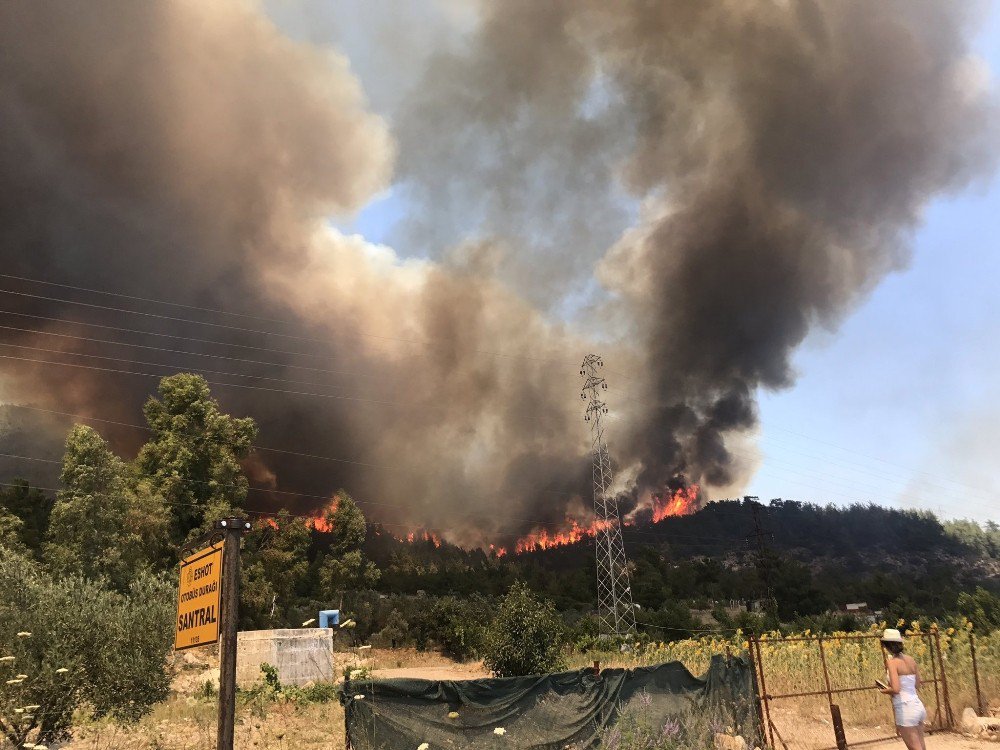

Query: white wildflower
left=494, top=727, right=506, bottom=736
left=354, top=694, right=365, bottom=700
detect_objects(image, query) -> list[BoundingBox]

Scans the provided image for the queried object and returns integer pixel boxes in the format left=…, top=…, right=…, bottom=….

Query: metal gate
left=746, top=630, right=964, bottom=750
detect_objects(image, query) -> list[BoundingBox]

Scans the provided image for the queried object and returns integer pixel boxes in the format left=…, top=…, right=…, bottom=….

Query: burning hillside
left=505, top=486, right=701, bottom=555
left=0, top=1, right=993, bottom=539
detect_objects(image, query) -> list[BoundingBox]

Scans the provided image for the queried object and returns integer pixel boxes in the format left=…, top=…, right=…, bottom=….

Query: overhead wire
left=0, top=351, right=405, bottom=406
left=1, top=275, right=989, bottom=504
left=0, top=340, right=359, bottom=392
left=0, top=279, right=581, bottom=367
left=0, top=449, right=746, bottom=544
left=599, top=411, right=999, bottom=518
left=0, top=337, right=592, bottom=425
left=1, top=275, right=995, bottom=521
left=0, top=321, right=362, bottom=379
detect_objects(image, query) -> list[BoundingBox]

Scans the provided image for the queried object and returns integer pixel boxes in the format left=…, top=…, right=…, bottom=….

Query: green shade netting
left=342, top=654, right=761, bottom=749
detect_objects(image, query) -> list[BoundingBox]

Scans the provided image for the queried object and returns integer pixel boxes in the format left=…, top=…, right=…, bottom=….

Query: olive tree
left=483, top=581, right=566, bottom=677
left=0, top=548, right=174, bottom=746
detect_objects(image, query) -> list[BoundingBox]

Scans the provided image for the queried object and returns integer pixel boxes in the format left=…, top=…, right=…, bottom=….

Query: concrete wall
left=236, top=628, right=335, bottom=687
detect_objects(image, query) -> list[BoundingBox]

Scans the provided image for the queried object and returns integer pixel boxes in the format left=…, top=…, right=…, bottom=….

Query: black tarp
left=342, top=654, right=761, bottom=749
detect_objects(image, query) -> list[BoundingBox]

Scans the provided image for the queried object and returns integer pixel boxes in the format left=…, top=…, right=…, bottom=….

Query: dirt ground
left=767, top=702, right=998, bottom=750
left=53, top=647, right=999, bottom=750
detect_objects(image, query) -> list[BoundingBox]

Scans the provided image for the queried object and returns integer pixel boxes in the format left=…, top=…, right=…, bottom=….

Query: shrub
left=598, top=697, right=744, bottom=750
left=483, top=581, right=566, bottom=677
left=0, top=548, right=174, bottom=746
left=240, top=663, right=340, bottom=714
left=414, top=595, right=491, bottom=661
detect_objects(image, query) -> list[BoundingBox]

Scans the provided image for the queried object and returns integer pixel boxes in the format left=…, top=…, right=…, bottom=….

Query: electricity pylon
left=580, top=354, right=636, bottom=637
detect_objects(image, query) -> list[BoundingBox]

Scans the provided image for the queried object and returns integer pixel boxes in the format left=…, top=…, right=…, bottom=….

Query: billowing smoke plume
left=0, top=0, right=994, bottom=544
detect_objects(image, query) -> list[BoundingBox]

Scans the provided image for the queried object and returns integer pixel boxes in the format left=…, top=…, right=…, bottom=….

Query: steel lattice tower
left=580, top=354, right=636, bottom=638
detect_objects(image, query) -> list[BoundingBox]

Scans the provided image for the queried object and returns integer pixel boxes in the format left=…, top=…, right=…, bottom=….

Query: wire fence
left=749, top=626, right=997, bottom=750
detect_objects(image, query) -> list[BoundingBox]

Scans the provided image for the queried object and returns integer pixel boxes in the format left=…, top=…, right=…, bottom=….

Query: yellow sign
left=174, top=541, right=224, bottom=651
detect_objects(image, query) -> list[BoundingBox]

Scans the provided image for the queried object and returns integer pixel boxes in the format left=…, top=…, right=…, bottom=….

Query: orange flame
left=308, top=495, right=341, bottom=532
left=651, top=484, right=700, bottom=523
left=499, top=485, right=700, bottom=556
left=311, top=515, right=332, bottom=532
left=512, top=517, right=615, bottom=554
left=399, top=529, right=442, bottom=548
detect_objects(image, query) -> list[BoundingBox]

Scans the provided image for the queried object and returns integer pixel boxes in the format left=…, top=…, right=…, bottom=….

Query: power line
left=0, top=351, right=402, bottom=405
left=0, top=307, right=360, bottom=366
left=757, top=431, right=998, bottom=500
left=0, top=448, right=747, bottom=544
left=7, top=403, right=986, bottom=530
left=0, top=475, right=741, bottom=556
left=3, top=276, right=996, bottom=510
left=0, top=322, right=361, bottom=379
left=0, top=329, right=591, bottom=423
left=0, top=278, right=579, bottom=367
left=601, top=388, right=1000, bottom=508
left=7, top=292, right=991, bottom=513
left=601, top=412, right=1000, bottom=517
left=0, top=340, right=358, bottom=392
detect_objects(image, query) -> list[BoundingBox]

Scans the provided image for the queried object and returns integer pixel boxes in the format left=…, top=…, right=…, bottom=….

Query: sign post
left=215, top=517, right=250, bottom=750
left=175, top=541, right=224, bottom=651
left=175, top=518, right=249, bottom=750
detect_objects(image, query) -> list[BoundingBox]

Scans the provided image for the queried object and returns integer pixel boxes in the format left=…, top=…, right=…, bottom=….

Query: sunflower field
left=573, top=620, right=998, bottom=730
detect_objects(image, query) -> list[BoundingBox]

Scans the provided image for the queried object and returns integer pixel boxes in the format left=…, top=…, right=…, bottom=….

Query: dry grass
left=57, top=646, right=480, bottom=749
left=54, top=623, right=999, bottom=750
left=571, top=621, right=999, bottom=747
left=63, top=697, right=345, bottom=750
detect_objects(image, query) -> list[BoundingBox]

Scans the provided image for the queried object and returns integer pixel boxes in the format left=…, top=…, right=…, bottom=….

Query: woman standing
left=878, top=628, right=927, bottom=750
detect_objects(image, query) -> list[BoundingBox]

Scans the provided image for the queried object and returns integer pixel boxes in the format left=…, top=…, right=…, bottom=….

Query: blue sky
left=324, top=4, right=1000, bottom=524
left=751, top=11, right=1000, bottom=523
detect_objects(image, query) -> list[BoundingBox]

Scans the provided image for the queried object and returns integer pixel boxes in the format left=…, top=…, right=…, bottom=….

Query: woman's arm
left=880, top=659, right=900, bottom=695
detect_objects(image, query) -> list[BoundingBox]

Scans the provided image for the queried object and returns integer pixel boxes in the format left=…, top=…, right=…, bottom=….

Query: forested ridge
left=2, top=374, right=998, bottom=654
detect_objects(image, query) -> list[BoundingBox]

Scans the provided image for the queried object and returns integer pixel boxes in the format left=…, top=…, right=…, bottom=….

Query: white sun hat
left=881, top=628, right=904, bottom=643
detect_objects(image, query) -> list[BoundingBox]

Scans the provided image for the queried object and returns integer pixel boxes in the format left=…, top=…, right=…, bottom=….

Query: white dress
left=891, top=673, right=926, bottom=728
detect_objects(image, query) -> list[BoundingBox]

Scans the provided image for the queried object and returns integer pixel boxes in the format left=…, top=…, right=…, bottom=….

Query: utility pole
left=580, top=354, right=636, bottom=638
left=746, top=499, right=776, bottom=617
left=217, top=517, right=250, bottom=750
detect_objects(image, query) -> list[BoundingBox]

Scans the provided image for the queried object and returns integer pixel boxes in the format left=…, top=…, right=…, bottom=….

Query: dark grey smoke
left=0, top=0, right=995, bottom=544
left=395, top=0, right=997, bottom=496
